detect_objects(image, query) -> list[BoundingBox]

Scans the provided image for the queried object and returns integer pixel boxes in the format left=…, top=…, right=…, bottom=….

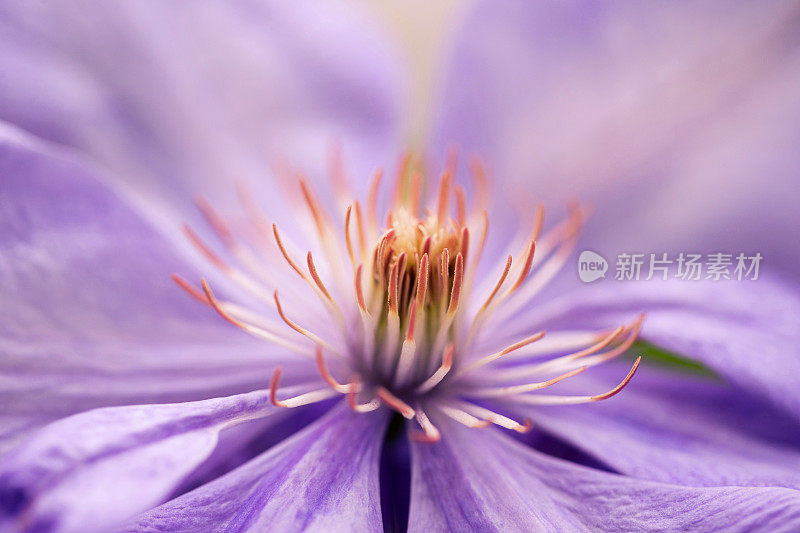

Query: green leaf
left=629, top=340, right=719, bottom=379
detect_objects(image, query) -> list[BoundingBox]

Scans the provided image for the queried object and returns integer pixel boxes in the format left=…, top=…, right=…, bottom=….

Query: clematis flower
left=2, top=2, right=800, bottom=533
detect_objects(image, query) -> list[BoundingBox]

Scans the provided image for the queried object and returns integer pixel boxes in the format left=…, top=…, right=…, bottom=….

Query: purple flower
left=1, top=2, right=800, bottom=532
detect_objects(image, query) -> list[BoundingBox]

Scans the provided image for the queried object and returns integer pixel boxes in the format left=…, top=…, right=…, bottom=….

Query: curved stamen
left=270, top=368, right=338, bottom=408
left=506, top=240, right=536, bottom=295
left=315, top=346, right=351, bottom=393
left=183, top=224, right=231, bottom=273
left=306, top=251, right=333, bottom=301
left=344, top=205, right=357, bottom=268
left=436, top=170, right=453, bottom=223
left=478, top=255, right=512, bottom=313
left=376, top=387, right=415, bottom=419
left=469, top=366, right=588, bottom=398
left=455, top=186, right=467, bottom=226
left=272, top=224, right=309, bottom=280
left=455, top=401, right=533, bottom=433
left=410, top=408, right=442, bottom=443
left=347, top=376, right=381, bottom=413
left=274, top=290, right=339, bottom=355
left=171, top=273, right=210, bottom=304
left=446, top=253, right=465, bottom=315
left=439, top=404, right=491, bottom=429
left=518, top=316, right=643, bottom=378
left=199, top=279, right=309, bottom=355
left=509, top=356, right=641, bottom=405
left=416, top=343, right=455, bottom=393
left=459, top=331, right=546, bottom=375
left=354, top=265, right=369, bottom=315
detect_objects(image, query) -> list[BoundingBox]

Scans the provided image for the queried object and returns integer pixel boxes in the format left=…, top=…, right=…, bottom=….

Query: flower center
left=174, top=147, right=642, bottom=442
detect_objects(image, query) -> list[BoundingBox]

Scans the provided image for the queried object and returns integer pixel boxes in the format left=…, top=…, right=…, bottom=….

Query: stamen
left=456, top=401, right=532, bottom=433
left=344, top=205, right=357, bottom=268
left=506, top=240, right=536, bottom=295
left=510, top=316, right=642, bottom=379
left=436, top=171, right=452, bottom=223
left=416, top=343, right=455, bottom=393
left=455, top=186, right=467, bottom=226
left=306, top=251, right=333, bottom=301
left=495, top=325, right=625, bottom=366
left=469, top=156, right=489, bottom=212
left=183, top=224, right=230, bottom=273
left=470, top=366, right=588, bottom=397
left=478, top=255, right=512, bottom=313
left=409, top=171, right=422, bottom=216
left=194, top=196, right=235, bottom=249
left=199, top=279, right=309, bottom=355
left=354, top=201, right=367, bottom=259
left=347, top=376, right=381, bottom=413
left=439, top=404, right=491, bottom=429
left=509, top=357, right=641, bottom=405
left=410, top=408, right=442, bottom=443
left=530, top=204, right=545, bottom=242
left=270, top=367, right=338, bottom=408
left=171, top=273, right=209, bottom=304
left=315, top=346, right=350, bottom=393
left=387, top=260, right=400, bottom=314
left=446, top=253, right=464, bottom=315
left=299, top=178, right=329, bottom=235
left=376, top=387, right=415, bottom=419
left=459, top=330, right=546, bottom=374
left=272, top=224, right=308, bottom=280
left=273, top=290, right=339, bottom=355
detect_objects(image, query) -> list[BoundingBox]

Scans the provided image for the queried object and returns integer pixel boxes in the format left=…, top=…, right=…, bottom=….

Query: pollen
left=174, top=145, right=643, bottom=443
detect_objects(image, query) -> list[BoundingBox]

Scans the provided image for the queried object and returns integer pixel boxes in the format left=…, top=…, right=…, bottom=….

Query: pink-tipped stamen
left=199, top=279, right=309, bottom=355
left=270, top=367, right=338, bottom=408
left=315, top=346, right=351, bottom=393
left=439, top=404, right=491, bottom=429
left=446, top=253, right=465, bottom=315
left=344, top=205, right=357, bottom=268
left=455, top=401, right=533, bottom=433
left=478, top=255, right=512, bottom=313
left=459, top=330, right=547, bottom=375
left=509, top=356, right=641, bottom=406
left=416, top=343, right=455, bottom=393
left=376, top=387, right=415, bottom=419
left=410, top=408, right=442, bottom=443
left=272, top=224, right=309, bottom=280
left=470, top=366, right=589, bottom=398
left=273, top=290, right=339, bottom=355
left=306, top=251, right=333, bottom=302
left=436, top=171, right=453, bottom=224
left=346, top=376, right=381, bottom=413
left=506, top=240, right=536, bottom=295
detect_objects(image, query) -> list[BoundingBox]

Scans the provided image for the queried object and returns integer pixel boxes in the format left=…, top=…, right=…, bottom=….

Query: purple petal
left=409, top=417, right=800, bottom=531
left=513, top=275, right=800, bottom=423
left=0, top=126, right=303, bottom=452
left=129, top=404, right=387, bottom=532
left=0, top=390, right=282, bottom=533
left=515, top=363, right=800, bottom=489
left=435, top=1, right=800, bottom=271
left=0, top=0, right=404, bottom=217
